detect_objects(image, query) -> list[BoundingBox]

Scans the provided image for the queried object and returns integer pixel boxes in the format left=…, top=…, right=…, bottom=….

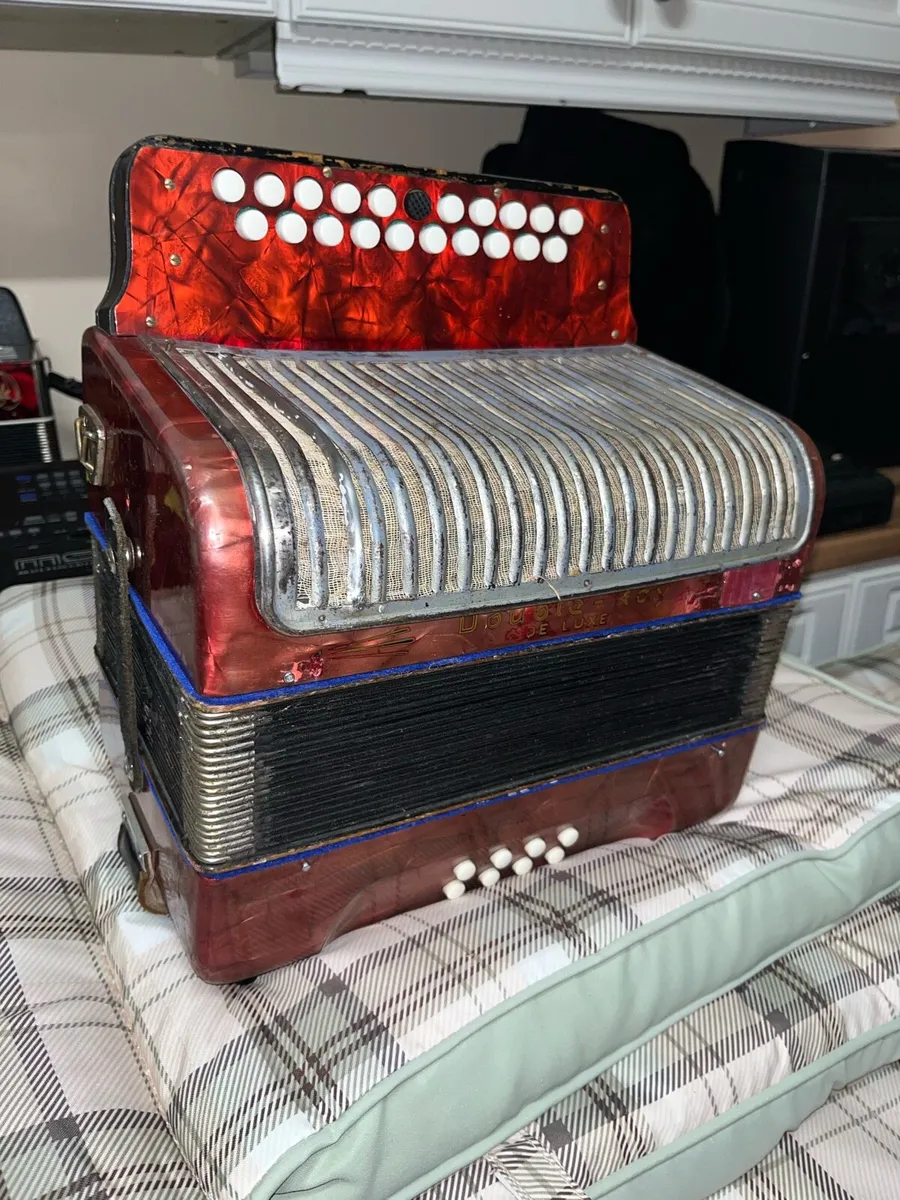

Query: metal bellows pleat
left=149, top=341, right=816, bottom=635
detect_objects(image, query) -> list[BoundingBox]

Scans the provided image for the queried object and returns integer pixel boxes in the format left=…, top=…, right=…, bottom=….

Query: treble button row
left=214, top=169, right=586, bottom=241
left=236, top=209, right=571, bottom=261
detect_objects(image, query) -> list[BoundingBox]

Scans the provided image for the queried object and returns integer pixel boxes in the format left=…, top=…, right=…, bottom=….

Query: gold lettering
left=586, top=615, right=597, bottom=629
left=635, top=589, right=649, bottom=605
left=568, top=599, right=583, bottom=614
left=459, top=614, right=477, bottom=634
left=486, top=612, right=501, bottom=629
left=538, top=622, right=549, bottom=636
left=654, top=587, right=667, bottom=604
left=509, top=609, right=524, bottom=626
left=619, top=591, right=631, bottom=608
left=535, top=605, right=549, bottom=620
left=598, top=613, right=609, bottom=626
left=592, top=596, right=608, bottom=611
left=572, top=617, right=584, bottom=630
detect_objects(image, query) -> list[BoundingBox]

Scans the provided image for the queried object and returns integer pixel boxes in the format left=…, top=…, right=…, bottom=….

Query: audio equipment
left=720, top=140, right=900, bottom=468
left=0, top=287, right=61, bottom=465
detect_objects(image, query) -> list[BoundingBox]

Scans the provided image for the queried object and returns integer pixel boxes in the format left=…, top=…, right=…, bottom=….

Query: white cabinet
left=783, top=584, right=850, bottom=666
left=6, top=0, right=273, bottom=14
left=849, top=570, right=900, bottom=655
left=275, top=0, right=900, bottom=123
left=635, top=0, right=900, bottom=71
left=289, top=0, right=632, bottom=42
left=786, top=559, right=900, bottom=667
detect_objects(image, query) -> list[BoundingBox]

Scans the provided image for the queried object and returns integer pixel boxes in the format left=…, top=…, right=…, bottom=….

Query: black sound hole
left=404, top=190, right=432, bottom=221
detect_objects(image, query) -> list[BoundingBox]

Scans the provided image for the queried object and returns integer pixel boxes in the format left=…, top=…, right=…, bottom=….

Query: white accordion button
left=212, top=168, right=245, bottom=203
left=367, top=185, right=397, bottom=218
left=314, top=214, right=344, bottom=246
left=499, top=201, right=527, bottom=230
left=479, top=867, right=501, bottom=888
left=482, top=230, right=511, bottom=260
left=559, top=207, right=584, bottom=236
left=419, top=223, right=448, bottom=254
left=385, top=221, right=415, bottom=252
left=545, top=845, right=566, bottom=865
left=451, top=227, right=480, bottom=257
left=443, top=879, right=467, bottom=900
left=529, top=204, right=555, bottom=233
left=524, top=836, right=547, bottom=859
left=468, top=197, right=497, bottom=227
left=294, top=178, right=324, bottom=210
left=350, top=218, right=381, bottom=250
left=253, top=173, right=286, bottom=208
left=234, top=208, right=268, bottom=241
left=558, top=825, right=579, bottom=848
left=490, top=846, right=513, bottom=870
left=275, top=211, right=307, bottom=244
left=512, top=856, right=533, bottom=876
left=542, top=236, right=568, bottom=263
left=513, top=234, right=540, bottom=262
left=453, top=858, right=477, bottom=882
left=331, top=182, right=362, bottom=214
left=437, top=193, right=465, bottom=223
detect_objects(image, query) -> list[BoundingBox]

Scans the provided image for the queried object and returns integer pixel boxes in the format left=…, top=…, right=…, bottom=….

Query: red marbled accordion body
left=85, top=137, right=822, bottom=981
left=135, top=730, right=758, bottom=984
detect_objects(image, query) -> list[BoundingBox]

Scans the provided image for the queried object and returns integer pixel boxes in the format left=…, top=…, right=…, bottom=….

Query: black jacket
left=482, top=109, right=728, bottom=379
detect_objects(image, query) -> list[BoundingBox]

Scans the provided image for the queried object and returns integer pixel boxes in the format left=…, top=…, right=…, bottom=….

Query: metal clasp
left=75, top=404, right=107, bottom=485
left=121, top=792, right=168, bottom=916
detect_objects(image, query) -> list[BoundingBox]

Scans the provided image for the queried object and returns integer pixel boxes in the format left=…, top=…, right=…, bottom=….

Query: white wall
left=0, top=47, right=530, bottom=450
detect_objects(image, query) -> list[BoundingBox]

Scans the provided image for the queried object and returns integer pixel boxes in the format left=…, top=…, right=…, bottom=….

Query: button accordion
left=82, top=136, right=821, bottom=982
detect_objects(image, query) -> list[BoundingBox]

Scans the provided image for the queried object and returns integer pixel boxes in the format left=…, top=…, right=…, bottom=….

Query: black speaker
left=719, top=141, right=900, bottom=468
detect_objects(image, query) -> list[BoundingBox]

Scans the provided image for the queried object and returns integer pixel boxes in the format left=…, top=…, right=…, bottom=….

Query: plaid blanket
left=721, top=1060, right=900, bottom=1200
left=817, top=642, right=900, bottom=713
left=3, top=580, right=900, bottom=1200
left=417, top=885, right=900, bottom=1199
left=0, top=663, right=200, bottom=1198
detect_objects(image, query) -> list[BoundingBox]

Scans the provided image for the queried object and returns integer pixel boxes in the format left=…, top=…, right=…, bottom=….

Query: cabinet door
left=635, top=0, right=900, bottom=70
left=848, top=567, right=900, bottom=656
left=290, top=0, right=633, bottom=42
left=783, top=585, right=851, bottom=666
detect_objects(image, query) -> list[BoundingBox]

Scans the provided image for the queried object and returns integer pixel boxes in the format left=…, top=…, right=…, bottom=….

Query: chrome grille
left=150, top=341, right=816, bottom=634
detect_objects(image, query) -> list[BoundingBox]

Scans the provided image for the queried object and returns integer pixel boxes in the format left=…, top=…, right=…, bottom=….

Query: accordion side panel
left=131, top=729, right=759, bottom=983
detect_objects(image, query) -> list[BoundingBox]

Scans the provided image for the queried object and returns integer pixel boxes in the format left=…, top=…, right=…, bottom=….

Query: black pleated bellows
left=95, top=547, right=789, bottom=866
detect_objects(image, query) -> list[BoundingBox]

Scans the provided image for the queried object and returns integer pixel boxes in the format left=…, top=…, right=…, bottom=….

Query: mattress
left=2, top=579, right=900, bottom=1200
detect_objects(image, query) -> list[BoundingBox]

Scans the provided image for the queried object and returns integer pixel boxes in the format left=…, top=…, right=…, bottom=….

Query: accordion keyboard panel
left=98, top=137, right=635, bottom=352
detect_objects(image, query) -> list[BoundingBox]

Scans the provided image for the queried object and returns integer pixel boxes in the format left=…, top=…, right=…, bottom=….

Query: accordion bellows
left=83, top=137, right=821, bottom=980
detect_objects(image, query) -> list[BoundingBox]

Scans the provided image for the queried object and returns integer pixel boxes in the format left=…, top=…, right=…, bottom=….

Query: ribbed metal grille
left=150, top=341, right=816, bottom=634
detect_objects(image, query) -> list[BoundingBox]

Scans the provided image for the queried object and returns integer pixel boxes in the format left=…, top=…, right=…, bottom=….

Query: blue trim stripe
left=87, top=511, right=796, bottom=707
left=144, top=721, right=763, bottom=880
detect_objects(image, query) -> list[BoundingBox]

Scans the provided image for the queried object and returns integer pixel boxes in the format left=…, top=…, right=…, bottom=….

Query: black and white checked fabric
left=3, top=579, right=900, bottom=1200
left=819, top=642, right=900, bottom=712
left=417, top=888, right=900, bottom=1199
left=0, top=647, right=200, bottom=1198
left=717, top=1061, right=900, bottom=1200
